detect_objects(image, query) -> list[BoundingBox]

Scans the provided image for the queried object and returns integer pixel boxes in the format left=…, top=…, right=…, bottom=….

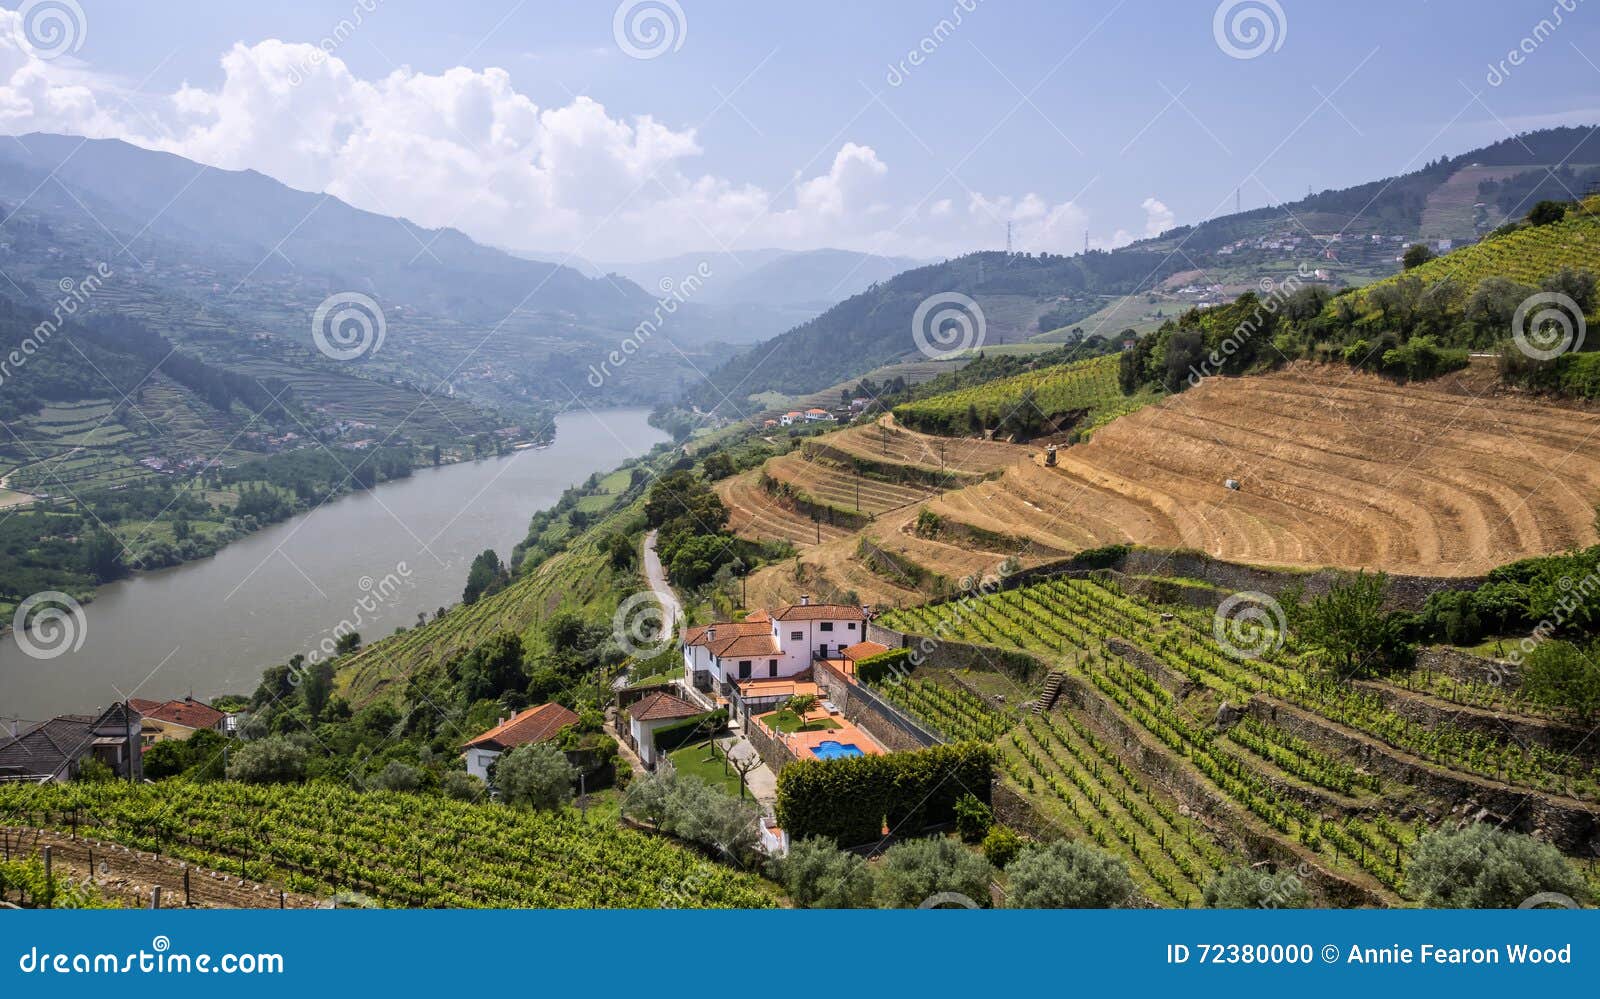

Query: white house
left=626, top=690, right=706, bottom=768
left=803, top=408, right=834, bottom=423
left=461, top=702, right=579, bottom=783
left=780, top=411, right=803, bottom=427
left=683, top=597, right=869, bottom=693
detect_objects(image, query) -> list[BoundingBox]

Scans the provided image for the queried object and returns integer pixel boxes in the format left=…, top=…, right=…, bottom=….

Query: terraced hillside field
left=719, top=416, right=1032, bottom=554
left=922, top=364, right=1600, bottom=577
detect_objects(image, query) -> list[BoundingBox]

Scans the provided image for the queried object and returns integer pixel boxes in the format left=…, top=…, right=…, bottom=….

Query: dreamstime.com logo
left=613, top=590, right=674, bottom=659
left=12, top=0, right=87, bottom=60
left=912, top=292, right=986, bottom=360
left=1213, top=591, right=1287, bottom=661
left=17, top=937, right=284, bottom=976
left=1511, top=291, right=1586, bottom=361
left=312, top=292, right=386, bottom=361
left=11, top=590, right=87, bottom=660
left=613, top=0, right=686, bottom=60
left=1212, top=0, right=1286, bottom=60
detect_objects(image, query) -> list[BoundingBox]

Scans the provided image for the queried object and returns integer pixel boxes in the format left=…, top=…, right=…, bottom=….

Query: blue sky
left=5, top=0, right=1598, bottom=260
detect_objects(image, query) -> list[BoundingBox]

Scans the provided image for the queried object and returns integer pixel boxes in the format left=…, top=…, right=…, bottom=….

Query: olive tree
left=1407, top=825, right=1585, bottom=908
left=873, top=836, right=993, bottom=909
left=495, top=743, right=577, bottom=810
left=1006, top=840, right=1136, bottom=909
left=778, top=838, right=874, bottom=908
left=226, top=736, right=307, bottom=784
left=1204, top=865, right=1310, bottom=908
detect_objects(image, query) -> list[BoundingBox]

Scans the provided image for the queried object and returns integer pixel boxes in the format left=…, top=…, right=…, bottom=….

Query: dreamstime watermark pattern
left=298, top=562, right=414, bottom=671
left=13, top=0, right=86, bottom=61
left=912, top=291, right=987, bottom=360
left=1211, top=0, right=1287, bottom=60
left=1485, top=0, right=1582, bottom=87
left=311, top=292, right=386, bottom=361
left=885, top=0, right=984, bottom=87
left=17, top=937, right=284, bottom=976
left=0, top=263, right=114, bottom=391
left=613, top=590, right=674, bottom=660
left=587, top=262, right=712, bottom=388
left=286, top=0, right=384, bottom=86
left=613, top=0, right=687, bottom=60
left=1511, top=291, right=1587, bottom=361
left=1186, top=263, right=1313, bottom=387
left=1213, top=590, right=1287, bottom=662
left=10, top=590, right=87, bottom=660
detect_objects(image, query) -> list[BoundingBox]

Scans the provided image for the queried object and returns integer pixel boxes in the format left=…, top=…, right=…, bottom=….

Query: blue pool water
left=812, top=740, right=864, bottom=760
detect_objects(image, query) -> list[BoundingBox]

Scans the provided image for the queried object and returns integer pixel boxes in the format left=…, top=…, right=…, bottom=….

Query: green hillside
left=894, top=353, right=1155, bottom=438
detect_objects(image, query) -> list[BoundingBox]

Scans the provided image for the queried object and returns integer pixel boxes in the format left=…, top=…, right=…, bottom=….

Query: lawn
left=667, top=741, right=746, bottom=798
left=760, top=709, right=841, bottom=734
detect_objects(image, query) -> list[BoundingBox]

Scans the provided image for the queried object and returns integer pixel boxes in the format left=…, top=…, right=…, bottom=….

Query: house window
left=738, top=660, right=752, bottom=679
left=820, top=622, right=834, bottom=632
left=790, top=631, right=803, bottom=641
left=769, top=659, right=778, bottom=677
left=848, top=622, right=857, bottom=630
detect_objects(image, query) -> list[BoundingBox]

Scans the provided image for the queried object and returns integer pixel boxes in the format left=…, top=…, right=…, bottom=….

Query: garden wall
left=814, top=658, right=941, bottom=752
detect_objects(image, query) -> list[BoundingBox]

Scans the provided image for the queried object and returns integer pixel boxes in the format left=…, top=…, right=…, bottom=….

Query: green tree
left=1006, top=840, right=1136, bottom=908
left=873, top=836, right=994, bottom=909
left=1528, top=200, right=1568, bottom=226
left=953, top=792, right=993, bottom=843
left=495, top=743, right=576, bottom=810
left=370, top=761, right=421, bottom=792
left=463, top=549, right=507, bottom=605
left=981, top=825, right=1024, bottom=868
left=1402, top=242, right=1436, bottom=270
left=1520, top=640, right=1600, bottom=722
left=441, top=770, right=486, bottom=802
left=1407, top=825, right=1585, bottom=908
left=778, top=838, right=875, bottom=908
left=1287, top=572, right=1408, bottom=678
left=301, top=658, right=335, bottom=718
left=225, top=736, right=308, bottom=784
left=1203, top=866, right=1310, bottom=908
left=142, top=740, right=191, bottom=780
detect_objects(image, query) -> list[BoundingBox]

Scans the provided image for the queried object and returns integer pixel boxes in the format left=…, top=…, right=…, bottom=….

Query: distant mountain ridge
left=0, top=133, right=652, bottom=323
left=694, top=126, right=1600, bottom=411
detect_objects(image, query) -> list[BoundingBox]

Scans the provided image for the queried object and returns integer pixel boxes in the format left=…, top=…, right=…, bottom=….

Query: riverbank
left=0, top=409, right=667, bottom=721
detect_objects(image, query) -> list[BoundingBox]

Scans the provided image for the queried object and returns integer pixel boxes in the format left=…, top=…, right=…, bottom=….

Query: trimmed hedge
left=650, top=709, right=728, bottom=753
left=775, top=741, right=995, bottom=846
left=855, top=647, right=914, bottom=685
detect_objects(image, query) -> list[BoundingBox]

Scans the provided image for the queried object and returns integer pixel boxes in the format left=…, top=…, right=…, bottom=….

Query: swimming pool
left=811, top=740, right=864, bottom=760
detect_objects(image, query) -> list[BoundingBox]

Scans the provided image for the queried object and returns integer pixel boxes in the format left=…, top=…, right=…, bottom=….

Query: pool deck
left=786, top=720, right=885, bottom=758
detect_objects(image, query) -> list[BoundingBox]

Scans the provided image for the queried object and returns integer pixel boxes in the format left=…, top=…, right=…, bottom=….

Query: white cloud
left=1141, top=196, right=1175, bottom=237
left=0, top=10, right=1132, bottom=261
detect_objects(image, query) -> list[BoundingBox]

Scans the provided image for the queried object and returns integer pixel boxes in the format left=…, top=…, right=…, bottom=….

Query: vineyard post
left=151, top=886, right=161, bottom=910
left=184, top=865, right=191, bottom=907
left=280, top=890, right=285, bottom=909
left=42, top=846, right=52, bottom=908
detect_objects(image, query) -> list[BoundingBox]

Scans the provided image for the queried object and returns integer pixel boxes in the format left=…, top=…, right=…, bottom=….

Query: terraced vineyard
left=0, top=781, right=775, bottom=909
left=718, top=469, right=853, bottom=548
left=893, top=354, right=1153, bottom=437
left=917, top=364, right=1600, bottom=577
left=875, top=574, right=1600, bottom=902
left=806, top=416, right=1032, bottom=479
left=876, top=673, right=1233, bottom=906
left=1353, top=197, right=1600, bottom=307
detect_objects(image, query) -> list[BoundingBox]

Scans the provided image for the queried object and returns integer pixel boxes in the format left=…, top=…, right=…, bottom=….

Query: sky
left=0, top=0, right=1594, bottom=262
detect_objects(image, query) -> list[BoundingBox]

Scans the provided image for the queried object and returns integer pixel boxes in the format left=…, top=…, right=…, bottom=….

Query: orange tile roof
left=135, top=697, right=226, bottom=731
left=746, top=610, right=771, bottom=623
left=628, top=691, right=704, bottom=722
left=773, top=603, right=867, bottom=622
left=684, top=620, right=771, bottom=649
left=707, top=632, right=781, bottom=658
left=842, top=641, right=890, bottom=661
left=462, top=702, right=578, bottom=752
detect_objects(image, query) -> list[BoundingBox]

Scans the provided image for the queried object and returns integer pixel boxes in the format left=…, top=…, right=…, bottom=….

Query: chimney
left=863, top=604, right=874, bottom=618
left=800, top=594, right=810, bottom=606
left=707, top=626, right=716, bottom=642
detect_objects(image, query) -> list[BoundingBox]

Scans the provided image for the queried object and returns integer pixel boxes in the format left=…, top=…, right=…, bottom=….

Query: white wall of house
left=465, top=748, right=501, bottom=783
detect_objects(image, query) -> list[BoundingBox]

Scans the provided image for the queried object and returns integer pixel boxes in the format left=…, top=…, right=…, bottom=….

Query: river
left=0, top=408, right=668, bottom=723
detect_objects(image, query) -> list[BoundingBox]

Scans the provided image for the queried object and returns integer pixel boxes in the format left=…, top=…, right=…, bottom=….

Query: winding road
left=642, top=528, right=683, bottom=628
